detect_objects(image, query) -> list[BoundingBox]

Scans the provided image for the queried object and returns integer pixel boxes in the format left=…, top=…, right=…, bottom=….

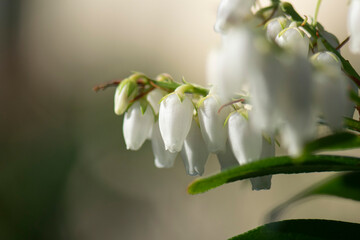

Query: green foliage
left=188, top=155, right=360, bottom=195
left=303, top=132, right=360, bottom=154
left=267, top=172, right=360, bottom=221
left=230, top=219, right=360, bottom=240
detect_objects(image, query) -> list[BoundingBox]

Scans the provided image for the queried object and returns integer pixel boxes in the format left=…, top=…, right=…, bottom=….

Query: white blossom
left=216, top=141, right=239, bottom=171
left=159, top=93, right=194, bottom=153
left=147, top=89, right=167, bottom=115
left=198, top=93, right=230, bottom=153
left=250, top=139, right=274, bottom=191
left=215, top=27, right=256, bottom=100
left=123, top=102, right=154, bottom=150
left=214, top=0, right=255, bottom=33
left=228, top=112, right=263, bottom=165
left=275, top=23, right=310, bottom=57
left=249, top=53, right=285, bottom=133
left=114, top=78, right=138, bottom=115
left=348, top=0, right=360, bottom=53
left=311, top=52, right=350, bottom=130
left=181, top=120, right=209, bottom=176
left=266, top=16, right=289, bottom=41
left=278, top=56, right=316, bottom=156
left=151, top=121, right=178, bottom=168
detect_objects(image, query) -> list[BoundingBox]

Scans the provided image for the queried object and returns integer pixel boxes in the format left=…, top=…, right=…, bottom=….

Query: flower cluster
left=97, top=0, right=360, bottom=191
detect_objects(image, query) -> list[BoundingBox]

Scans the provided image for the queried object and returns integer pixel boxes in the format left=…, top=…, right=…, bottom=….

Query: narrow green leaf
left=188, top=155, right=360, bottom=195
left=267, top=172, right=360, bottom=221
left=349, top=90, right=360, bottom=105
left=304, top=132, right=360, bottom=154
left=230, top=219, right=360, bottom=240
left=345, top=117, right=360, bottom=132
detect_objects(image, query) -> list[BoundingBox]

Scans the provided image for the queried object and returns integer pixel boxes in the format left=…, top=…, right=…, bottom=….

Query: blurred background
left=1, top=0, right=360, bottom=239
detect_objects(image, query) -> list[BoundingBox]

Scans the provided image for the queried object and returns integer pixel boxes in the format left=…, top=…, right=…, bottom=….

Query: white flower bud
left=266, top=16, right=289, bottom=41
left=348, top=0, right=360, bottom=53
left=159, top=93, right=194, bottom=153
left=123, top=101, right=154, bottom=150
left=180, top=120, right=209, bottom=176
left=277, top=56, right=316, bottom=156
left=228, top=112, right=263, bottom=165
left=147, top=89, right=167, bottom=115
left=151, top=121, right=178, bottom=168
left=114, top=78, right=138, bottom=115
left=214, top=0, right=255, bottom=33
left=198, top=94, right=230, bottom=153
left=249, top=53, right=284, bottom=133
left=275, top=24, right=310, bottom=57
left=216, top=141, right=239, bottom=171
left=311, top=52, right=350, bottom=130
left=216, top=27, right=255, bottom=100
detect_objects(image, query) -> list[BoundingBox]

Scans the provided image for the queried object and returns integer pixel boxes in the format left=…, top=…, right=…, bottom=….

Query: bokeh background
left=1, top=0, right=360, bottom=239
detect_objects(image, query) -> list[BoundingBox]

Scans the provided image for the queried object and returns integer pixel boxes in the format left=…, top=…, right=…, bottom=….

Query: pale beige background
left=3, top=0, right=360, bottom=239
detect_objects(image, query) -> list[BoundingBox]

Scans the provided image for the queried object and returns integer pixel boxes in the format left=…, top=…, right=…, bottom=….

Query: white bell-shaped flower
left=348, top=0, right=360, bottom=54
left=123, top=101, right=154, bottom=150
left=277, top=56, right=316, bottom=156
left=266, top=16, right=289, bottom=41
left=216, top=27, right=256, bottom=100
left=114, top=78, right=138, bottom=115
left=249, top=53, right=285, bottom=134
left=147, top=89, right=167, bottom=115
left=228, top=112, right=263, bottom=165
left=250, top=138, right=274, bottom=191
left=214, top=0, right=255, bottom=33
left=198, top=94, right=230, bottom=153
left=180, top=119, right=209, bottom=176
left=151, top=121, right=178, bottom=168
left=159, top=93, right=194, bottom=153
left=216, top=141, right=239, bottom=171
left=311, top=52, right=350, bottom=130
left=275, top=23, right=310, bottom=57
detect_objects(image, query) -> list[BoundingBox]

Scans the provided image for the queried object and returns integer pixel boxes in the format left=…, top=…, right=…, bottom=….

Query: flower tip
left=250, top=176, right=272, bottom=191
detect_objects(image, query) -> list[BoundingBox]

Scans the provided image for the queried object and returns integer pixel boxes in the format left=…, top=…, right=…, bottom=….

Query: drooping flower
left=214, top=0, right=255, bottom=33
left=228, top=111, right=263, bottom=165
left=123, top=101, right=154, bottom=150
left=216, top=141, right=239, bottom=171
left=151, top=121, right=178, bottom=168
left=159, top=93, right=194, bottom=153
left=275, top=22, right=310, bottom=57
left=249, top=52, right=285, bottom=134
left=250, top=139, right=274, bottom=191
left=227, top=111, right=273, bottom=190
left=311, top=52, right=351, bottom=130
left=181, top=119, right=209, bottom=176
left=348, top=0, right=360, bottom=54
left=147, top=89, right=167, bottom=115
left=198, top=93, right=230, bottom=153
left=114, top=78, right=138, bottom=115
left=215, top=27, right=256, bottom=100
left=277, top=56, right=316, bottom=156
left=266, top=16, right=289, bottom=42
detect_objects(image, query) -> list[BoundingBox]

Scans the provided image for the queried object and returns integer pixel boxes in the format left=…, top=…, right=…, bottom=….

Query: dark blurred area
left=1, top=0, right=360, bottom=239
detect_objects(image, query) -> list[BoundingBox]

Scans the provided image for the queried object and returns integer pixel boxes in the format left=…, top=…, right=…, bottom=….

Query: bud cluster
left=97, top=0, right=360, bottom=191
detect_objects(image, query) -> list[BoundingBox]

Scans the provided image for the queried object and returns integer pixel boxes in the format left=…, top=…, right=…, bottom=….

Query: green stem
left=148, top=78, right=209, bottom=96
left=314, top=0, right=322, bottom=25
left=280, top=2, right=360, bottom=88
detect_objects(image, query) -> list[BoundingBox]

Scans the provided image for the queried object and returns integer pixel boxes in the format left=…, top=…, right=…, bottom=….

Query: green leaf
left=230, top=219, right=360, bottom=240
left=188, top=155, right=360, bottom=195
left=304, top=132, right=360, bottom=154
left=345, top=117, right=360, bottom=132
left=267, top=172, right=360, bottom=221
